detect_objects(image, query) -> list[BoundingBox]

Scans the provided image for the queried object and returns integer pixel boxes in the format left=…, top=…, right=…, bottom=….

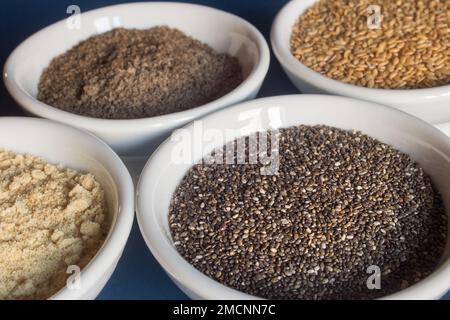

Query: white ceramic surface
left=0, top=117, right=134, bottom=300
left=137, top=94, right=450, bottom=300
left=3, top=2, right=270, bottom=156
left=271, top=0, right=450, bottom=125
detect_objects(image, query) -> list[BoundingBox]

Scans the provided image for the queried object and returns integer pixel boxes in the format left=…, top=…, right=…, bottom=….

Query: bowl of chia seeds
left=271, top=0, right=450, bottom=124
left=137, top=94, right=450, bottom=300
left=3, top=2, right=270, bottom=156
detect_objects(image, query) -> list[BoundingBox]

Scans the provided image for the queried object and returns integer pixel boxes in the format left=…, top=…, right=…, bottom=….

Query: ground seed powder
left=169, top=125, right=448, bottom=300
left=0, top=150, right=108, bottom=299
left=37, top=27, right=243, bottom=119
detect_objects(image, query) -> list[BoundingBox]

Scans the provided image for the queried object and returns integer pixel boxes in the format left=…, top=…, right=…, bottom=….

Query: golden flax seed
left=291, top=0, right=450, bottom=89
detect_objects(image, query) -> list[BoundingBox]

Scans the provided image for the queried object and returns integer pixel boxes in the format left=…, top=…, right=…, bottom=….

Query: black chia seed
left=169, top=125, right=448, bottom=300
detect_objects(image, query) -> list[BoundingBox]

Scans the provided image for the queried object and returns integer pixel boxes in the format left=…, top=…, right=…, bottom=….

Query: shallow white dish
left=0, top=117, right=134, bottom=300
left=3, top=2, right=270, bottom=156
left=137, top=94, right=450, bottom=300
left=271, top=0, right=450, bottom=124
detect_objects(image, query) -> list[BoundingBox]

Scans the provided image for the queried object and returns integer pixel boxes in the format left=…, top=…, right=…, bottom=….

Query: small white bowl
left=137, top=94, right=450, bottom=300
left=3, top=2, right=270, bottom=156
left=0, top=117, right=134, bottom=300
left=271, top=0, right=450, bottom=125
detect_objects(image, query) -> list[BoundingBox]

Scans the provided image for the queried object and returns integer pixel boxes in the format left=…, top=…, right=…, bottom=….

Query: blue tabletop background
left=1, top=0, right=449, bottom=300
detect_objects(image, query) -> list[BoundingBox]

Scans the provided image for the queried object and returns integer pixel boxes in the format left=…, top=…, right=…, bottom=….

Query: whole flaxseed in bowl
left=137, top=95, right=450, bottom=300
left=271, top=0, right=450, bottom=124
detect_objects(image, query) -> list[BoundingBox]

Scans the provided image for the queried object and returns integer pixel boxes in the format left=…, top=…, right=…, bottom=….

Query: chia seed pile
left=37, top=27, right=243, bottom=119
left=169, top=125, right=448, bottom=300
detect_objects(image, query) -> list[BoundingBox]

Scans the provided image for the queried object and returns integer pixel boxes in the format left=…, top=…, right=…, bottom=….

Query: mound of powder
left=0, top=149, right=108, bottom=299
left=37, top=27, right=243, bottom=119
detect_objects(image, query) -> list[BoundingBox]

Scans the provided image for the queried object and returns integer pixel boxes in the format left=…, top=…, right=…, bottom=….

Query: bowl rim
left=270, top=0, right=450, bottom=100
left=0, top=117, right=135, bottom=299
left=136, top=94, right=450, bottom=300
left=3, top=1, right=270, bottom=133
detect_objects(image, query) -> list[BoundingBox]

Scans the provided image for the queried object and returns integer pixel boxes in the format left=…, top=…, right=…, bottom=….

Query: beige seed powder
left=0, top=149, right=108, bottom=299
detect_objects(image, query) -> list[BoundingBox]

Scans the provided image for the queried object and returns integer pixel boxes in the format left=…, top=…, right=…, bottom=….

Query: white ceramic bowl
left=271, top=0, right=450, bottom=125
left=137, top=94, right=450, bottom=300
left=0, top=117, right=134, bottom=300
left=3, top=2, right=270, bottom=156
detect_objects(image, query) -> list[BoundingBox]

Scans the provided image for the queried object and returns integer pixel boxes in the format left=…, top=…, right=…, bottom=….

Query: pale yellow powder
left=0, top=149, right=108, bottom=299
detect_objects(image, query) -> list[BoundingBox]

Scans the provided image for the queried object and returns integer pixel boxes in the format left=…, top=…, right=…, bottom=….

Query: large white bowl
left=271, top=0, right=450, bottom=125
left=3, top=2, right=270, bottom=156
left=137, top=94, right=450, bottom=300
left=0, top=117, right=134, bottom=300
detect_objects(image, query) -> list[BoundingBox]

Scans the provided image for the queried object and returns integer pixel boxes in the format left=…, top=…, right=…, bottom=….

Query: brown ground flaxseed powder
left=37, top=27, right=243, bottom=119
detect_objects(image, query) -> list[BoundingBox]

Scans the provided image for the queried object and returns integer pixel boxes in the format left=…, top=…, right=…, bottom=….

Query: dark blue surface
left=1, top=0, right=449, bottom=300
